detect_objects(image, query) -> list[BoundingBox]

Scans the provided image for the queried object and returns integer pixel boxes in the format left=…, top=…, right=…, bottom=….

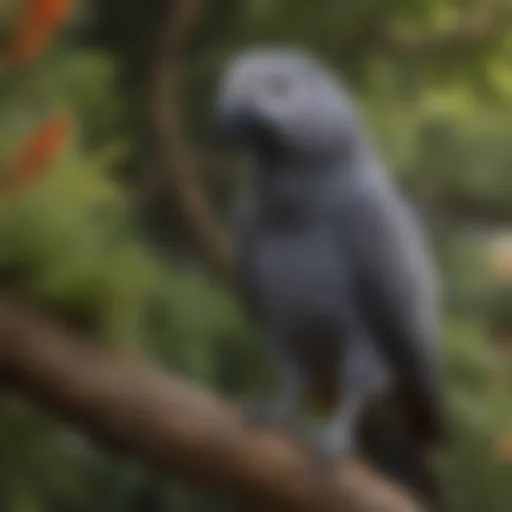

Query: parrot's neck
left=254, top=123, right=371, bottom=172
left=255, top=137, right=370, bottom=182
left=250, top=136, right=379, bottom=227
left=253, top=159, right=351, bottom=228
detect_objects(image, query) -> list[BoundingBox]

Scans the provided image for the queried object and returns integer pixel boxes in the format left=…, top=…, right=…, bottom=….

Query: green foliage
left=440, top=321, right=512, bottom=511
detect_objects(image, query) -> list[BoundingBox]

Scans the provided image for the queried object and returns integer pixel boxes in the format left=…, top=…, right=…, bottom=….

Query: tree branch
left=364, top=3, right=511, bottom=58
left=148, top=0, right=234, bottom=282
left=0, top=292, right=425, bottom=511
left=403, top=182, right=512, bottom=227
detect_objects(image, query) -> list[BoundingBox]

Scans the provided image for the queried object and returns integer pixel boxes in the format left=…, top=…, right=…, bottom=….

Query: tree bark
left=149, top=0, right=234, bottom=282
left=0, top=292, right=424, bottom=511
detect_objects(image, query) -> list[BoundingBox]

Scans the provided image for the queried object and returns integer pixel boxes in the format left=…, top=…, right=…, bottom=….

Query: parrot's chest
left=251, top=223, right=349, bottom=376
left=252, top=223, right=347, bottom=324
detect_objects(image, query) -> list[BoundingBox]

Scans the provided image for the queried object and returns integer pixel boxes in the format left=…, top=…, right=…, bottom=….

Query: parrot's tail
left=359, top=405, right=443, bottom=512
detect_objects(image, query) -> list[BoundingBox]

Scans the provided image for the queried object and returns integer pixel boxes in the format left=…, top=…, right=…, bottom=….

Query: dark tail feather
left=359, top=409, right=443, bottom=511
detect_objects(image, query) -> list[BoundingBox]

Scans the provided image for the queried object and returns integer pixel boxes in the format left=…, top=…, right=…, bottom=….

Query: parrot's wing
left=340, top=178, right=444, bottom=446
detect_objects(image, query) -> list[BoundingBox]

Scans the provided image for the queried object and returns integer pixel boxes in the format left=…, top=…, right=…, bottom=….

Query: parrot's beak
left=213, top=99, right=260, bottom=143
left=213, top=96, right=282, bottom=159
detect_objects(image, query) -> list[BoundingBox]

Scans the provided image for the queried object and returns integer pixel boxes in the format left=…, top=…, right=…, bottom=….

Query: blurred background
left=1, top=0, right=512, bottom=510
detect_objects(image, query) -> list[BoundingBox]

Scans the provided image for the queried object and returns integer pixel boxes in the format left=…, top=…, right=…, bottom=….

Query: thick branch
left=0, top=293, right=424, bottom=511
left=149, top=0, right=234, bottom=282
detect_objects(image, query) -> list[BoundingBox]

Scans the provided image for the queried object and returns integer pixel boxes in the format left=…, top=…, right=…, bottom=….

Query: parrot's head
left=213, top=47, right=362, bottom=164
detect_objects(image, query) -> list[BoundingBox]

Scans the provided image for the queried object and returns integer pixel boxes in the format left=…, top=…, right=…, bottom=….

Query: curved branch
left=148, top=0, right=234, bottom=282
left=0, top=292, right=425, bottom=511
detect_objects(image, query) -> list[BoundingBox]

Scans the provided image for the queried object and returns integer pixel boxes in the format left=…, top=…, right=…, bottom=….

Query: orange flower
left=4, top=114, right=72, bottom=194
left=6, top=0, right=73, bottom=67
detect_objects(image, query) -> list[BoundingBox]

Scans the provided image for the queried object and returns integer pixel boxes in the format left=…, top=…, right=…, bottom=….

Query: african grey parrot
left=214, top=47, right=444, bottom=506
